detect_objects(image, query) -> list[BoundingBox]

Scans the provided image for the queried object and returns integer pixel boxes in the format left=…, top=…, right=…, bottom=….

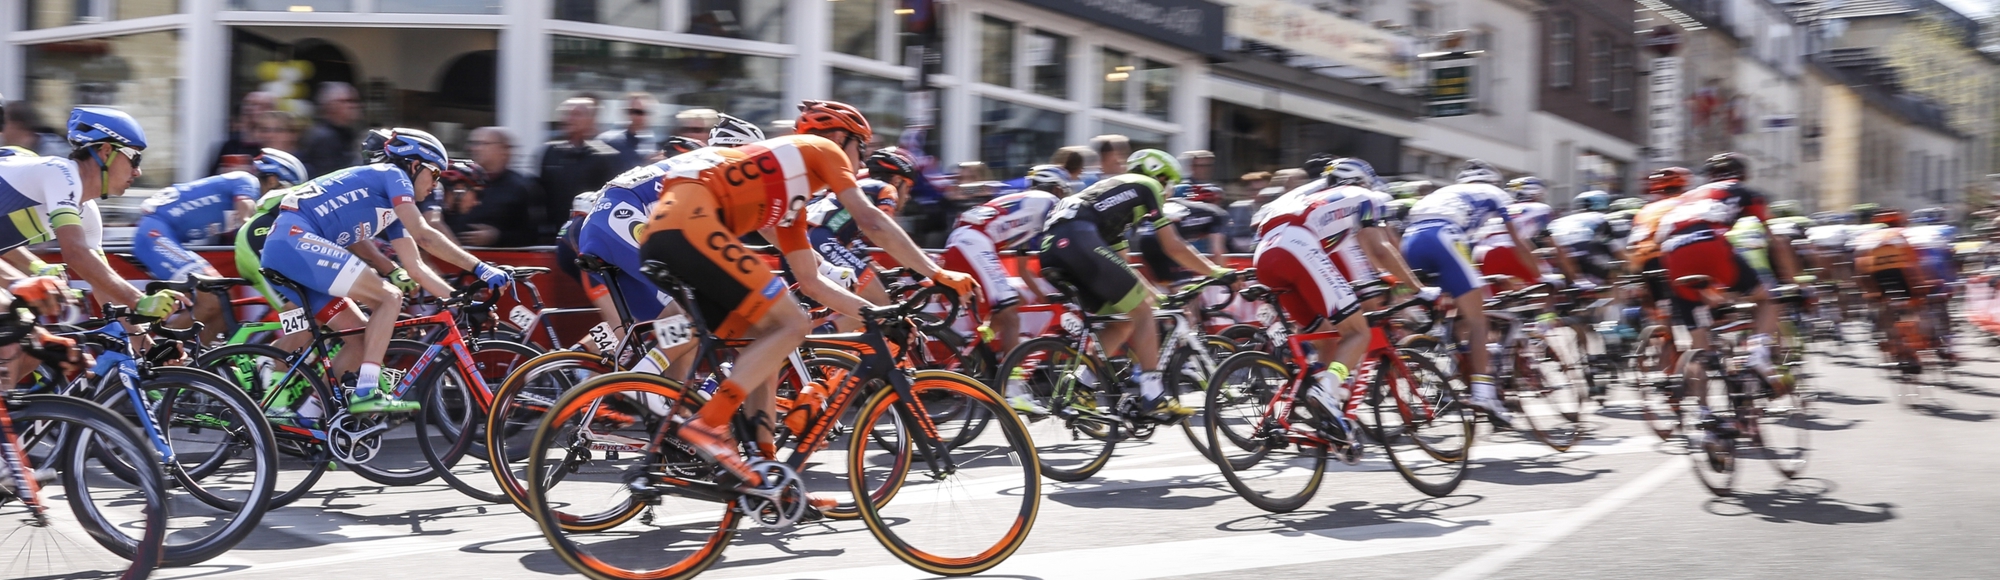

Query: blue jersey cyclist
left=260, top=129, right=511, bottom=414
left=136, top=148, right=307, bottom=339
left=801, top=146, right=920, bottom=320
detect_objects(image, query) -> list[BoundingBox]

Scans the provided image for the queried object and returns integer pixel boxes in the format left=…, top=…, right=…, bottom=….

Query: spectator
left=537, top=97, right=620, bottom=243
left=599, top=91, right=657, bottom=170
left=1051, top=146, right=1090, bottom=192
left=672, top=108, right=720, bottom=146
left=297, top=82, right=363, bottom=177
left=1227, top=171, right=1275, bottom=253
left=450, top=127, right=543, bottom=247
left=1240, top=171, right=1273, bottom=194
left=1174, top=149, right=1217, bottom=197
left=1, top=102, right=66, bottom=156
left=252, top=110, right=302, bottom=158
left=208, top=91, right=275, bottom=175
left=764, top=119, right=796, bottom=138
left=952, top=161, right=993, bottom=200
left=1083, top=134, right=1131, bottom=184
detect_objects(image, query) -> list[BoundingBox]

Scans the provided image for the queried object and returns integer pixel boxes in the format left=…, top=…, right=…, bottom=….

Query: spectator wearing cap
left=297, top=82, right=363, bottom=177
left=537, top=98, right=620, bottom=243
left=599, top=91, right=657, bottom=170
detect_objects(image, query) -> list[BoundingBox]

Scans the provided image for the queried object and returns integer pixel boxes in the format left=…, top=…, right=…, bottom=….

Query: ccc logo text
left=723, top=155, right=783, bottom=187
left=706, top=232, right=763, bottom=275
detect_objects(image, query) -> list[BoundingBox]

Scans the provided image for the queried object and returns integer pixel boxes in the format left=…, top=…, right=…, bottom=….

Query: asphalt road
left=150, top=336, right=2000, bottom=580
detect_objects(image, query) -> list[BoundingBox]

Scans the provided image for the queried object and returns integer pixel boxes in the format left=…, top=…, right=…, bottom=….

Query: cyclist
left=1627, top=167, right=1693, bottom=308
left=943, top=165, right=1064, bottom=362
left=635, top=100, right=976, bottom=483
left=133, top=148, right=307, bottom=340
left=260, top=128, right=505, bottom=414
left=1656, top=153, right=1801, bottom=424
left=1907, top=207, right=1958, bottom=357
left=1851, top=210, right=1946, bottom=357
left=1472, top=177, right=1559, bottom=289
left=1401, top=159, right=1537, bottom=424
left=1548, top=190, right=1623, bottom=285
left=0, top=107, right=185, bottom=326
left=1135, top=181, right=1229, bottom=284
left=561, top=135, right=705, bottom=292
left=802, top=146, right=917, bottom=320
left=1604, top=196, right=1644, bottom=253
left=1254, top=157, right=1435, bottom=450
left=1038, top=148, right=1230, bottom=420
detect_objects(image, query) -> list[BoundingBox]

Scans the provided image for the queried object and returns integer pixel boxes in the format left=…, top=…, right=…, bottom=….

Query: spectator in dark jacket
left=297, top=82, right=363, bottom=177
left=445, top=127, right=543, bottom=247
left=207, top=91, right=274, bottom=175
left=598, top=92, right=658, bottom=171
left=537, top=97, right=620, bottom=243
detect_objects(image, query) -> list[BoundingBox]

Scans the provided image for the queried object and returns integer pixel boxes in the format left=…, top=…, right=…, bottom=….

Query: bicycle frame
left=0, top=401, right=51, bottom=523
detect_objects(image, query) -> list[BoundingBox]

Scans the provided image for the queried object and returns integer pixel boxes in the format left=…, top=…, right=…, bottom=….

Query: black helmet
left=1702, top=152, right=1749, bottom=181
left=865, top=147, right=919, bottom=182
left=661, top=135, right=703, bottom=156
left=360, top=128, right=395, bottom=164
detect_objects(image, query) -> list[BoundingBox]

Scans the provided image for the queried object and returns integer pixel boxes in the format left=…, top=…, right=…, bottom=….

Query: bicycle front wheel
left=3, top=394, right=168, bottom=580
left=1204, top=351, right=1325, bottom=513
left=1518, top=333, right=1588, bottom=451
left=1370, top=350, right=1473, bottom=497
left=1172, top=335, right=1238, bottom=461
left=995, top=336, right=1118, bottom=482
left=486, top=349, right=613, bottom=521
left=1751, top=385, right=1811, bottom=480
left=416, top=339, right=541, bottom=504
left=850, top=370, right=1040, bottom=576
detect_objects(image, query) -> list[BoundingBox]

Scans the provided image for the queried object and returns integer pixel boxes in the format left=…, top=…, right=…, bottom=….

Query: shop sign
left=1226, top=0, right=1415, bottom=80
left=1427, top=64, right=1474, bottom=117
left=1014, top=0, right=1226, bottom=57
left=1648, top=56, right=1684, bottom=162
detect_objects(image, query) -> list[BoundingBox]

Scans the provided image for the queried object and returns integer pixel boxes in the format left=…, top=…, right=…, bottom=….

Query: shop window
left=378, top=0, right=501, bottom=14
left=552, top=0, right=662, bottom=30
left=831, top=68, right=942, bottom=152
left=1100, top=121, right=1167, bottom=153
left=29, top=0, right=180, bottom=28
left=1549, top=16, right=1573, bottom=89
left=980, top=16, right=1016, bottom=87
left=687, top=0, right=786, bottom=43
left=23, top=30, right=181, bottom=188
left=1100, top=48, right=1130, bottom=112
left=1140, top=59, right=1175, bottom=122
left=1027, top=30, right=1069, bottom=99
left=899, top=0, right=943, bottom=68
left=550, top=35, right=785, bottom=136
left=978, top=98, right=1066, bottom=179
left=1410, top=4, right=1434, bottom=33
left=832, top=0, right=881, bottom=59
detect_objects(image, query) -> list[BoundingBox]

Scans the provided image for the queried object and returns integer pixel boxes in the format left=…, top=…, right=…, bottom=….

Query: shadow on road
left=1904, top=398, right=1997, bottom=422
left=1212, top=494, right=1488, bottom=536
left=1046, top=474, right=1242, bottom=511
left=1463, top=452, right=1613, bottom=487
left=1702, top=478, right=1897, bottom=525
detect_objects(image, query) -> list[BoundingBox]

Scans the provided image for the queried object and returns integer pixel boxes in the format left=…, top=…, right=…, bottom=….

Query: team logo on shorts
left=761, top=277, right=785, bottom=298
left=1056, top=238, right=1069, bottom=249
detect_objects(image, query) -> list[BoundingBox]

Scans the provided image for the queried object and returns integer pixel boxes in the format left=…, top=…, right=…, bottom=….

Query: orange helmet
left=1872, top=209, right=1906, bottom=227
left=794, top=100, right=872, bottom=143
left=1646, top=167, right=1692, bottom=196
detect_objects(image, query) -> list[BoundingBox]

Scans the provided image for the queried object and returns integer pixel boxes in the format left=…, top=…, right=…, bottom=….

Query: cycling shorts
left=234, top=208, right=283, bottom=309
left=637, top=183, right=788, bottom=338
left=1253, top=224, right=1360, bottom=328
left=132, top=215, right=217, bottom=282
left=1039, top=220, right=1145, bottom=315
left=1401, top=221, right=1485, bottom=297
left=260, top=212, right=365, bottom=320
left=942, top=226, right=1022, bottom=310
left=808, top=226, right=877, bottom=290
left=1474, top=242, right=1538, bottom=286
left=1868, top=267, right=1924, bottom=299
left=1561, top=241, right=1615, bottom=283
left=1640, top=256, right=1668, bottom=305
left=1662, top=229, right=1760, bottom=326
left=577, top=188, right=672, bottom=321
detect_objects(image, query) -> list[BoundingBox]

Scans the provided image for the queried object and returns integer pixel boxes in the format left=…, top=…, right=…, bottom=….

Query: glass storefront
left=1208, top=100, right=1401, bottom=182
left=979, top=97, right=1066, bottom=179
left=554, top=0, right=661, bottom=29
left=231, top=0, right=349, bottom=12
left=378, top=0, right=501, bottom=15
left=688, top=0, right=785, bottom=43
left=833, top=0, right=880, bottom=59
left=1101, top=121, right=1167, bottom=153
left=980, top=16, right=1015, bottom=87
left=1027, top=29, right=1068, bottom=99
left=550, top=35, right=786, bottom=132
left=831, top=68, right=944, bottom=153
left=28, top=0, right=179, bottom=29
left=24, top=30, right=182, bottom=188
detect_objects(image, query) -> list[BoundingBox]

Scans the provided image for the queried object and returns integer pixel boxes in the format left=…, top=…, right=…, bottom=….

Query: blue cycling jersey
left=805, top=178, right=898, bottom=246
left=141, top=172, right=259, bottom=242
left=278, top=164, right=416, bottom=246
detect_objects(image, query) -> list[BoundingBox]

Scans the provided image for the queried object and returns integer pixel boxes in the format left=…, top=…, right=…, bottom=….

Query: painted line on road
left=1429, top=456, right=1683, bottom=580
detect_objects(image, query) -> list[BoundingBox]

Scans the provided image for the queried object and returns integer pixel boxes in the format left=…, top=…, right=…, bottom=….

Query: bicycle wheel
left=1634, top=325, right=1683, bottom=440
left=994, top=336, right=1118, bottom=482
left=1686, top=357, right=1739, bottom=497
left=1170, top=335, right=1238, bottom=461
left=3, top=394, right=168, bottom=579
left=1517, top=333, right=1587, bottom=451
left=1219, top=323, right=1266, bottom=350
left=1370, top=350, right=1473, bottom=497
left=529, top=373, right=735, bottom=580
left=1205, top=351, right=1325, bottom=513
left=486, top=349, right=613, bottom=520
left=850, top=371, right=1040, bottom=576
left=1751, top=383, right=1811, bottom=480
left=194, top=343, right=329, bottom=508
left=416, top=339, right=540, bottom=504
left=90, top=367, right=277, bottom=566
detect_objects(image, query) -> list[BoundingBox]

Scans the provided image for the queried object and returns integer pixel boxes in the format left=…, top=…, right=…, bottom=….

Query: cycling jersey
left=0, top=156, right=99, bottom=251
left=1044, top=174, right=1170, bottom=251
left=805, top=177, right=898, bottom=245
left=1726, top=216, right=1774, bottom=281
left=1906, top=224, right=1957, bottom=284
left=1852, top=227, right=1927, bottom=297
left=1766, top=216, right=1813, bottom=241
left=1251, top=182, right=1371, bottom=325
left=637, top=135, right=856, bottom=337
left=577, top=160, right=684, bottom=321
left=234, top=189, right=291, bottom=308
left=1550, top=211, right=1618, bottom=281
left=1253, top=181, right=1383, bottom=285
left=943, top=190, right=1059, bottom=310
left=1405, top=183, right=1514, bottom=231
left=1806, top=224, right=1855, bottom=251
left=262, top=164, right=419, bottom=319
left=1506, top=202, right=1556, bottom=240
left=1136, top=199, right=1227, bottom=281
left=132, top=172, right=260, bottom=281
left=1657, top=181, right=1770, bottom=312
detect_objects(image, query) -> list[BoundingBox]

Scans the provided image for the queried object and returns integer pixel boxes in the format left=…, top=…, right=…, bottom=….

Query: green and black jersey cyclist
left=1037, top=149, right=1229, bottom=420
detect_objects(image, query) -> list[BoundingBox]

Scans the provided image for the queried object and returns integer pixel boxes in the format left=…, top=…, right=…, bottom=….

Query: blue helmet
left=382, top=128, right=449, bottom=170
left=1912, top=207, right=1947, bottom=225
left=1572, top=190, right=1610, bottom=212
left=253, top=148, right=309, bottom=186
left=66, top=106, right=148, bottom=151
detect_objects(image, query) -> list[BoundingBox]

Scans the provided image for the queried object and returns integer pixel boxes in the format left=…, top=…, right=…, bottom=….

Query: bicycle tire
left=418, top=339, right=540, bottom=504
left=1634, top=325, right=1683, bottom=440
left=850, top=370, right=1040, bottom=576
left=994, top=336, right=1118, bottom=482
left=1171, top=335, right=1238, bottom=462
left=1371, top=350, right=1472, bottom=497
left=1219, top=323, right=1266, bottom=350
left=486, top=348, right=613, bottom=521
left=1686, top=354, right=1739, bottom=497
left=1516, top=334, right=1586, bottom=452
left=193, top=342, right=331, bottom=509
left=1750, top=380, right=1811, bottom=480
left=1205, top=351, right=1325, bottom=513
left=529, top=373, right=735, bottom=580
left=4, top=394, right=169, bottom=580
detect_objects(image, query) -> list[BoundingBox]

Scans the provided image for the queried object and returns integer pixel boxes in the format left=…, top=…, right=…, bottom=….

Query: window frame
left=1611, top=45, right=1633, bottom=112
left=1588, top=33, right=1610, bottom=104
left=1549, top=15, right=1573, bottom=89
left=979, top=14, right=1017, bottom=88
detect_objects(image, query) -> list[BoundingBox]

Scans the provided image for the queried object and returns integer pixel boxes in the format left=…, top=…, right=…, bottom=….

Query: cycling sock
left=1470, top=374, right=1497, bottom=399
left=1138, top=371, right=1165, bottom=399
left=355, top=363, right=382, bottom=398
left=696, top=379, right=748, bottom=427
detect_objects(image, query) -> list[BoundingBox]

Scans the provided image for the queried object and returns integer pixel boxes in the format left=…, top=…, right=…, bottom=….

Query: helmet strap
left=85, top=145, right=112, bottom=199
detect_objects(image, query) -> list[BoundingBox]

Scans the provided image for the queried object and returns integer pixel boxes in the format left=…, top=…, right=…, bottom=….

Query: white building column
left=941, top=1, right=978, bottom=165
left=1068, top=39, right=1097, bottom=149
left=0, top=2, right=19, bottom=100
left=790, top=0, right=830, bottom=105
left=498, top=0, right=550, bottom=173
left=1171, top=60, right=1207, bottom=153
left=178, top=0, right=228, bottom=184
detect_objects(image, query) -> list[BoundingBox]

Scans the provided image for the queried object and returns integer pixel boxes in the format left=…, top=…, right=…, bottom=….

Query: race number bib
left=586, top=322, right=617, bottom=354
left=1256, top=303, right=1280, bottom=325
left=508, top=305, right=536, bottom=330
left=654, top=315, right=693, bottom=350
left=280, top=308, right=312, bottom=335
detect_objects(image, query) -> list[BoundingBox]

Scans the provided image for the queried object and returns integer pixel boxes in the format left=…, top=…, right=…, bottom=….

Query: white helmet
left=708, top=114, right=765, bottom=147
left=1456, top=159, right=1503, bottom=185
left=1324, top=158, right=1381, bottom=189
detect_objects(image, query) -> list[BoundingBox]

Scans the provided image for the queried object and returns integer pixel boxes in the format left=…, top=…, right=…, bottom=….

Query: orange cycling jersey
left=664, top=134, right=859, bottom=252
left=1626, top=196, right=1684, bottom=265
left=1853, top=227, right=1920, bottom=274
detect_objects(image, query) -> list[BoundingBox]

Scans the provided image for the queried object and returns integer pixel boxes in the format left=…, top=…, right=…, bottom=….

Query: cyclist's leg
left=135, top=216, right=226, bottom=341
left=1404, top=224, right=1496, bottom=397
left=943, top=227, right=1021, bottom=352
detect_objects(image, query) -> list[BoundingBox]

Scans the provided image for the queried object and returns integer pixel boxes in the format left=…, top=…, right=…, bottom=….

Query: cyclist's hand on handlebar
left=1416, top=286, right=1443, bottom=302
left=1538, top=273, right=1567, bottom=288
left=8, top=276, right=66, bottom=317
left=933, top=269, right=980, bottom=300
left=387, top=267, right=420, bottom=294
left=136, top=289, right=189, bottom=319
left=27, top=328, right=90, bottom=376
left=473, top=262, right=512, bottom=288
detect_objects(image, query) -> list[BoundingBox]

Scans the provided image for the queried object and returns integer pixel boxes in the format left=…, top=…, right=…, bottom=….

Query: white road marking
left=1429, top=456, right=1683, bottom=580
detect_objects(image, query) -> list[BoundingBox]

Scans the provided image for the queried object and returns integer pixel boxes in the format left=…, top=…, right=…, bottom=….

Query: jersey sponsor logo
left=1093, top=188, right=1139, bottom=212
left=761, top=276, right=785, bottom=298
left=706, top=231, right=762, bottom=275
left=613, top=208, right=634, bottom=219
left=162, top=193, right=226, bottom=219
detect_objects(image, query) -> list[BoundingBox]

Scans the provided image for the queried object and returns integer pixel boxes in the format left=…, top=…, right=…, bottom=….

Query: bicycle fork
left=0, top=408, right=51, bottom=522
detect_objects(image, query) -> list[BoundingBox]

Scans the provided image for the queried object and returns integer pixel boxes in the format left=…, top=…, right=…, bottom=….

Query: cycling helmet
left=1026, top=165, right=1074, bottom=195
left=1873, top=208, right=1906, bottom=227
left=252, top=148, right=309, bottom=187
left=1702, top=152, right=1749, bottom=181
left=708, top=113, right=765, bottom=147
left=1850, top=202, right=1881, bottom=224
left=1769, top=200, right=1803, bottom=219
left=382, top=128, right=450, bottom=171
left=361, top=128, right=394, bottom=163
left=440, top=160, right=487, bottom=189
left=661, top=135, right=703, bottom=156
left=1456, top=159, right=1503, bottom=185
left=66, top=106, right=148, bottom=151
left=1609, top=197, right=1643, bottom=212
left=1646, top=166, right=1692, bottom=196
left=794, top=100, right=872, bottom=143
left=1507, top=177, right=1547, bottom=202
left=1127, top=148, right=1184, bottom=185
left=1572, top=190, right=1610, bottom=212
left=1324, top=157, right=1381, bottom=188
left=1301, top=153, right=1335, bottom=178
left=865, top=147, right=919, bottom=183
left=1912, top=207, right=1947, bottom=225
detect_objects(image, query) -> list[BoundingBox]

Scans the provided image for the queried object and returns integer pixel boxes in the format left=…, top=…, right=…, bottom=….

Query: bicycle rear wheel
left=3, top=394, right=168, bottom=580
left=417, top=339, right=540, bottom=504
left=850, top=371, right=1040, bottom=576
left=1686, top=359, right=1740, bottom=497
left=335, top=340, right=441, bottom=486
left=486, top=349, right=612, bottom=521
left=1171, top=335, right=1238, bottom=461
left=1518, top=333, right=1588, bottom=451
left=91, top=368, right=277, bottom=566
left=1204, top=351, right=1325, bottom=513
left=1370, top=350, right=1473, bottom=497
left=995, top=336, right=1118, bottom=482
left=528, top=373, right=735, bottom=580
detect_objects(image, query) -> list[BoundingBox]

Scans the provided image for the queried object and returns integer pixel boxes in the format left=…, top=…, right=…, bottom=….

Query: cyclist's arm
left=390, top=235, right=453, bottom=297
left=2, top=249, right=35, bottom=274
left=1361, top=227, right=1422, bottom=291
left=1205, top=231, right=1228, bottom=267
left=1505, top=222, right=1540, bottom=277
left=54, top=224, right=139, bottom=307
left=1771, top=229, right=1802, bottom=282
left=233, top=198, right=257, bottom=228
left=1156, top=222, right=1225, bottom=276
left=395, top=203, right=480, bottom=270
left=836, top=186, right=951, bottom=279
left=343, top=237, right=399, bottom=276
left=772, top=228, right=871, bottom=318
